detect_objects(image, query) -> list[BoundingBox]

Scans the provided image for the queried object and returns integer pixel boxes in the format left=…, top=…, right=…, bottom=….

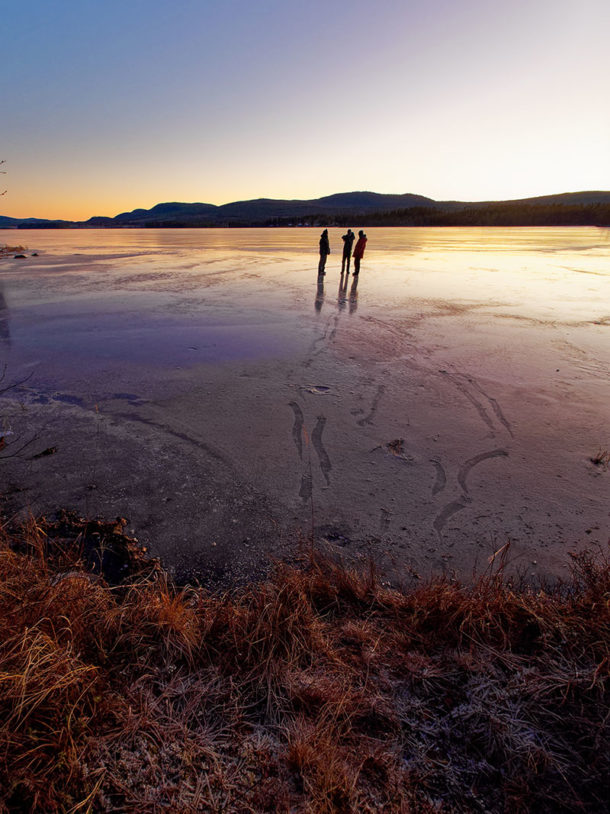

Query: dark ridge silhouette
left=2, top=190, right=610, bottom=228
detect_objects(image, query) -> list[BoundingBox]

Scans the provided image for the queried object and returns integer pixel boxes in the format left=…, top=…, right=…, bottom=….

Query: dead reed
left=0, top=514, right=607, bottom=812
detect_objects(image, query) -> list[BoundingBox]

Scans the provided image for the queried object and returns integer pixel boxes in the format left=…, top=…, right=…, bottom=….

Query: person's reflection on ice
left=0, top=286, right=11, bottom=349
left=349, top=273, right=359, bottom=314
left=315, top=273, right=325, bottom=312
left=337, top=271, right=348, bottom=311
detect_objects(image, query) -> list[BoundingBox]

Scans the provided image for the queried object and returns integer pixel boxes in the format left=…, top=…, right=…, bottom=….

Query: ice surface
left=1, top=227, right=608, bottom=584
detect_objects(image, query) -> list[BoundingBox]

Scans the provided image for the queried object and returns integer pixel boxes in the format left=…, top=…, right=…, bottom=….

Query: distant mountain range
left=2, top=190, right=610, bottom=229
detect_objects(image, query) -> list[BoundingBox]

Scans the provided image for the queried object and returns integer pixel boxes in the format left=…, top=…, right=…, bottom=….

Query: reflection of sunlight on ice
left=5, top=226, right=609, bottom=330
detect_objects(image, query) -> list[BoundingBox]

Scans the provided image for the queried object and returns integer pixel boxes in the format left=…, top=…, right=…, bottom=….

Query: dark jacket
left=319, top=231, right=330, bottom=256
left=342, top=231, right=355, bottom=256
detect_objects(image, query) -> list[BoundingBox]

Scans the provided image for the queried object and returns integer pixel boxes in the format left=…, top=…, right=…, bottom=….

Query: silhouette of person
left=318, top=229, right=330, bottom=274
left=352, top=230, right=367, bottom=275
left=341, top=229, right=355, bottom=273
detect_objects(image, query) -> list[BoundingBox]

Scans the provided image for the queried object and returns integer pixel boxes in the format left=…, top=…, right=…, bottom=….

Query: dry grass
left=0, top=514, right=608, bottom=813
left=0, top=246, right=26, bottom=257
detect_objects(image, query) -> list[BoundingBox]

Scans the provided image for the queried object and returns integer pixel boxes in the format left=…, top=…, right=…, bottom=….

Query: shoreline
left=3, top=221, right=610, bottom=231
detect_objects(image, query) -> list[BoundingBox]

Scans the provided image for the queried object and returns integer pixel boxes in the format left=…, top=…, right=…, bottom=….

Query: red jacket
left=353, top=236, right=367, bottom=259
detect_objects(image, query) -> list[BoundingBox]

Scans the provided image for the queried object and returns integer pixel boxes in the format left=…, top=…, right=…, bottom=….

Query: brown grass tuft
left=0, top=516, right=607, bottom=812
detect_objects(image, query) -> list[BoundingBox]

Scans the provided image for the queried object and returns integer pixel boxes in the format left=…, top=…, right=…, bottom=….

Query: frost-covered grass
left=0, top=514, right=608, bottom=812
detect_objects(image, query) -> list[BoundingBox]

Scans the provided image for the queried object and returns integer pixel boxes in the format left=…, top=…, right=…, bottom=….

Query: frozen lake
left=0, top=227, right=608, bottom=584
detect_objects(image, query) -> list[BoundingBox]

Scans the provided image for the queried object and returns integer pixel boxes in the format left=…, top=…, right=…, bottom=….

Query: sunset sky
left=2, top=0, right=609, bottom=220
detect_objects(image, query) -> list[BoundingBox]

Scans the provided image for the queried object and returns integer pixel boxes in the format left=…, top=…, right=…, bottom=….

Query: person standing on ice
left=352, top=230, right=367, bottom=275
left=341, top=228, right=355, bottom=273
left=318, top=229, right=330, bottom=274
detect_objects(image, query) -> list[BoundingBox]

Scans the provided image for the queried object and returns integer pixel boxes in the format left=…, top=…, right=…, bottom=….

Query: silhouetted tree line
left=346, top=203, right=610, bottom=228
left=260, top=203, right=610, bottom=228
left=12, top=203, right=610, bottom=230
